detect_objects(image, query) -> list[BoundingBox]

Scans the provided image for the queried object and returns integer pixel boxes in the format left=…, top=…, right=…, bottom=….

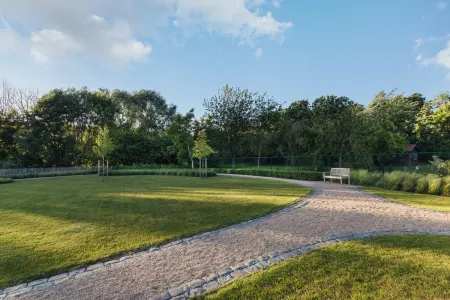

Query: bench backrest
left=330, top=168, right=350, bottom=176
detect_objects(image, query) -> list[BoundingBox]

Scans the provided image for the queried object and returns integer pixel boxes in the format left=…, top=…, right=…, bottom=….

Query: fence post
left=270, top=157, right=272, bottom=177
left=232, top=155, right=236, bottom=170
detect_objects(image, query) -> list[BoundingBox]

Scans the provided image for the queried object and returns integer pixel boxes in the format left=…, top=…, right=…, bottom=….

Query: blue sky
left=1, top=0, right=449, bottom=114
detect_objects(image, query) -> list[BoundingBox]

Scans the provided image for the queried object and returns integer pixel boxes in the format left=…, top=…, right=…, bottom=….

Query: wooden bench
left=323, top=168, right=350, bottom=184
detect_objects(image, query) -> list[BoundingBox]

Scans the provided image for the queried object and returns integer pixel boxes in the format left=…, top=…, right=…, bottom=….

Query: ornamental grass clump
left=416, top=176, right=429, bottom=194
left=426, top=174, right=442, bottom=195
left=401, top=173, right=421, bottom=193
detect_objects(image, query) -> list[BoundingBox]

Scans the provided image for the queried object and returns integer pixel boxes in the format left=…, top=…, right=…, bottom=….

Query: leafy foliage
left=193, top=130, right=214, bottom=159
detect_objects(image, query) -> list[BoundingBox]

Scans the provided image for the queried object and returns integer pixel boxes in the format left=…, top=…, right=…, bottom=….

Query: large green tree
left=204, top=85, right=261, bottom=157
left=166, top=109, right=196, bottom=168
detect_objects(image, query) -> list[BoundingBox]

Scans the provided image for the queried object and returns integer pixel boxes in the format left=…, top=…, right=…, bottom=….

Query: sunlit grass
left=199, top=235, right=450, bottom=300
left=361, top=187, right=450, bottom=212
left=0, top=175, right=310, bottom=288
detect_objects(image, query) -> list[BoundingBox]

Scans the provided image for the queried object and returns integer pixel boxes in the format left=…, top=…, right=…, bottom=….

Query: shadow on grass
left=200, top=235, right=450, bottom=300
left=0, top=176, right=309, bottom=288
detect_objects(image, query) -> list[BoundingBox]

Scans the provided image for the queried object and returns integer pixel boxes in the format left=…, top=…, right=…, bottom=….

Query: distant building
left=405, top=144, right=419, bottom=165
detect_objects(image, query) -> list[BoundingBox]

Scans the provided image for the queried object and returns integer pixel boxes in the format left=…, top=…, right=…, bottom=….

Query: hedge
left=5, top=171, right=97, bottom=179
left=2, top=169, right=216, bottom=180
left=351, top=169, right=449, bottom=197
left=0, top=177, right=14, bottom=184
left=108, top=169, right=217, bottom=177
left=212, top=168, right=323, bottom=181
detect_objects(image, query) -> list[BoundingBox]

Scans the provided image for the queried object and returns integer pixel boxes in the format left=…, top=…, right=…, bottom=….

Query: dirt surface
left=18, top=175, right=450, bottom=300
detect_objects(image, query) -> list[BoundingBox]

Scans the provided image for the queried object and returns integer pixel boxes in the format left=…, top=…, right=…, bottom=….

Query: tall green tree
left=311, top=95, right=361, bottom=166
left=166, top=109, right=196, bottom=168
left=415, top=92, right=450, bottom=151
left=204, top=85, right=259, bottom=157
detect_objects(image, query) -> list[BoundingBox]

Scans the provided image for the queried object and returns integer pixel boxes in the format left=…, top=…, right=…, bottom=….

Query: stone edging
left=0, top=189, right=317, bottom=299
left=153, top=229, right=450, bottom=300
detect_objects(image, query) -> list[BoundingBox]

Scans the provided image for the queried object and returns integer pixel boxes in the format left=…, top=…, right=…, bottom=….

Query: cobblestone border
left=153, top=229, right=450, bottom=300
left=0, top=189, right=317, bottom=299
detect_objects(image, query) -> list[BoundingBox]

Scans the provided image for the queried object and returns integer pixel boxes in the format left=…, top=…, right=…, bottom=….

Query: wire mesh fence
left=209, top=152, right=450, bottom=175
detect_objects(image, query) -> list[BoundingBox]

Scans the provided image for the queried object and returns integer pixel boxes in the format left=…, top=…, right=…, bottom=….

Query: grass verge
left=0, top=175, right=310, bottom=288
left=198, top=235, right=450, bottom=300
left=361, top=187, right=450, bottom=212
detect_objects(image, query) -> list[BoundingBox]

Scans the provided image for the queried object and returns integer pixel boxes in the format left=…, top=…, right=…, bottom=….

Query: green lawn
left=0, top=175, right=310, bottom=288
left=199, top=235, right=450, bottom=300
left=361, top=187, right=450, bottom=212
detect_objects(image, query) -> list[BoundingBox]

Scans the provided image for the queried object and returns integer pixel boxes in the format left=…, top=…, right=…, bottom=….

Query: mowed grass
left=199, top=235, right=450, bottom=300
left=362, top=187, right=450, bottom=212
left=0, top=175, right=310, bottom=288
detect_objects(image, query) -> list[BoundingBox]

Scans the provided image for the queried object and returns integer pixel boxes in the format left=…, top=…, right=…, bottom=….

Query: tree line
left=1, top=80, right=449, bottom=168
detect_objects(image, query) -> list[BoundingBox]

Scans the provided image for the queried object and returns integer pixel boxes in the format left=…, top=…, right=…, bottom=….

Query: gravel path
left=7, top=175, right=450, bottom=300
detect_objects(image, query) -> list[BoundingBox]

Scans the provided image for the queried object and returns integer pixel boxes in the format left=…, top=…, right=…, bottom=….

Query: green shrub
left=384, top=171, right=408, bottom=191
left=350, top=170, right=381, bottom=186
left=8, top=170, right=96, bottom=179
left=426, top=174, right=442, bottom=195
left=108, top=169, right=216, bottom=177
left=416, top=176, right=429, bottom=194
left=402, top=174, right=421, bottom=193
left=442, top=176, right=450, bottom=197
left=0, top=177, right=14, bottom=184
left=210, top=168, right=323, bottom=181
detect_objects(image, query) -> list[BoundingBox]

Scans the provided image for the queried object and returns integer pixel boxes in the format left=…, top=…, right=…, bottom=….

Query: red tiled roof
left=405, top=144, right=417, bottom=152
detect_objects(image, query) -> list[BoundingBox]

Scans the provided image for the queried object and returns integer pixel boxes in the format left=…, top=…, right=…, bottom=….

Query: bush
left=426, top=174, right=442, bottom=195
left=442, top=176, right=450, bottom=197
left=8, top=170, right=96, bottom=179
left=0, top=177, right=14, bottom=184
left=350, top=170, right=381, bottom=186
left=108, top=169, right=217, bottom=177
left=402, top=173, right=421, bottom=193
left=384, top=171, right=409, bottom=191
left=211, top=168, right=323, bottom=181
left=416, top=176, right=429, bottom=194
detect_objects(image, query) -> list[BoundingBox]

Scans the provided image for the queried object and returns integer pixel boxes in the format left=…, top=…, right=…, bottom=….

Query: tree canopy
left=0, top=80, right=447, bottom=169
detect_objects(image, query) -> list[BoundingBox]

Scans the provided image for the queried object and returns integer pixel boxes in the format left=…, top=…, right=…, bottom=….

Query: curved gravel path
left=5, top=175, right=450, bottom=300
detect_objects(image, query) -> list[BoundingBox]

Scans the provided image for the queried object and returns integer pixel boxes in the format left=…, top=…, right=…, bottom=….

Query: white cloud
left=255, top=47, right=263, bottom=57
left=414, top=34, right=450, bottom=51
left=273, top=1, right=281, bottom=8
left=0, top=0, right=292, bottom=67
left=110, top=41, right=152, bottom=63
left=421, top=41, right=450, bottom=68
left=30, top=29, right=80, bottom=63
left=416, top=54, right=423, bottom=61
left=437, top=1, right=447, bottom=9
left=90, top=14, right=105, bottom=23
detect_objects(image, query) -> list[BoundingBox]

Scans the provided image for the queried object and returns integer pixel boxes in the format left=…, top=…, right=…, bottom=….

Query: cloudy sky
left=0, top=0, right=449, bottom=113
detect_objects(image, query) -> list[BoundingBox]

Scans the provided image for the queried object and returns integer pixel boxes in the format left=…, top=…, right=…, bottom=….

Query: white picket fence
left=0, top=166, right=97, bottom=176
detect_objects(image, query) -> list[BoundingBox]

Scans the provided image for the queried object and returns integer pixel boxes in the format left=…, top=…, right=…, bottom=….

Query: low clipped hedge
left=0, top=177, right=14, bottom=184
left=212, top=168, right=323, bottom=181
left=109, top=169, right=217, bottom=177
left=5, top=170, right=97, bottom=179
left=2, top=169, right=216, bottom=180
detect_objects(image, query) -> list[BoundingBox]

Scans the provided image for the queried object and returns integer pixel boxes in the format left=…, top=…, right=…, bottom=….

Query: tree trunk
left=187, top=146, right=194, bottom=169
left=257, top=139, right=262, bottom=169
